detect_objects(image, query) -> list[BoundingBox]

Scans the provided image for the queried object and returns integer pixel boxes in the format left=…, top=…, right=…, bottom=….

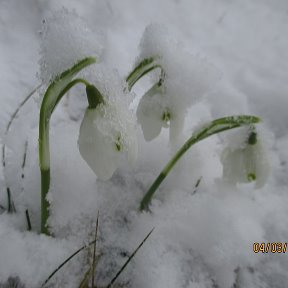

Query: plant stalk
left=126, top=57, right=162, bottom=91
left=39, top=57, right=96, bottom=235
left=41, top=169, right=50, bottom=234
left=40, top=78, right=90, bottom=234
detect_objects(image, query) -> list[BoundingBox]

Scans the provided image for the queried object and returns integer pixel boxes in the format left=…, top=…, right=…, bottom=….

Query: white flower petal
left=136, top=86, right=167, bottom=141
left=222, top=147, right=248, bottom=185
left=169, top=113, right=185, bottom=146
left=253, top=142, right=270, bottom=188
left=78, top=109, right=121, bottom=180
left=221, top=131, right=270, bottom=188
left=137, top=105, right=163, bottom=141
left=78, top=76, right=138, bottom=180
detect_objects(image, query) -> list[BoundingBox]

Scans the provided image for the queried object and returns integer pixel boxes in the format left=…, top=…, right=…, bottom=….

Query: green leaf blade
left=140, top=115, right=261, bottom=211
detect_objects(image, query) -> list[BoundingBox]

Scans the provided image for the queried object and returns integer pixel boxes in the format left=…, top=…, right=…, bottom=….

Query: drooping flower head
left=78, top=66, right=137, bottom=180
left=135, top=23, right=221, bottom=143
left=221, top=126, right=270, bottom=188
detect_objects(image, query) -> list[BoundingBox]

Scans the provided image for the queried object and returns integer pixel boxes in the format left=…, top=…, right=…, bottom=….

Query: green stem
left=126, top=57, right=162, bottom=91
left=39, top=56, right=96, bottom=235
left=40, top=78, right=90, bottom=235
left=140, top=115, right=261, bottom=211
left=41, top=169, right=50, bottom=234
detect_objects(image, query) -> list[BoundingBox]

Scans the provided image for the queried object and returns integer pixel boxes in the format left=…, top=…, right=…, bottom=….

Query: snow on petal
left=139, top=23, right=221, bottom=109
left=78, top=67, right=138, bottom=180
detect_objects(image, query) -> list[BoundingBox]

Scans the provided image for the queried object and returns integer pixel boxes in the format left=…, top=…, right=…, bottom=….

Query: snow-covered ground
left=1, top=0, right=288, bottom=287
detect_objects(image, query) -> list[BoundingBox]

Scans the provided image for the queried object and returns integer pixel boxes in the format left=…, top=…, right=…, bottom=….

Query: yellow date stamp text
left=253, top=242, right=288, bottom=253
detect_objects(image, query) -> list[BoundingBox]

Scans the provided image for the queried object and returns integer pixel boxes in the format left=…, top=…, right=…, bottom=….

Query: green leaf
left=126, top=57, right=162, bottom=91
left=106, top=228, right=154, bottom=288
left=41, top=239, right=97, bottom=288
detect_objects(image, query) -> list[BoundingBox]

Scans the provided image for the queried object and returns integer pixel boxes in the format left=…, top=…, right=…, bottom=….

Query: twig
left=1, top=84, right=41, bottom=211
left=192, top=176, right=202, bottom=195
left=21, top=141, right=28, bottom=179
left=7, top=187, right=16, bottom=213
left=92, top=211, right=100, bottom=287
left=2, top=84, right=41, bottom=168
left=25, top=209, right=32, bottom=231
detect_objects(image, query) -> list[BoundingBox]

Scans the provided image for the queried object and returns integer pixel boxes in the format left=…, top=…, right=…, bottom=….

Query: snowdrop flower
left=78, top=84, right=137, bottom=181
left=134, top=23, right=221, bottom=143
left=136, top=81, right=186, bottom=143
left=136, top=83, right=170, bottom=141
left=221, top=128, right=270, bottom=188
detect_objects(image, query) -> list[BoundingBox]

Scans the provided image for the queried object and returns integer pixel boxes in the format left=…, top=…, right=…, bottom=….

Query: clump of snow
left=38, top=8, right=104, bottom=83
left=235, top=68, right=288, bottom=138
left=80, top=64, right=133, bottom=106
left=138, top=23, right=221, bottom=110
left=0, top=216, right=81, bottom=288
left=207, top=79, right=250, bottom=118
left=136, top=23, right=221, bottom=143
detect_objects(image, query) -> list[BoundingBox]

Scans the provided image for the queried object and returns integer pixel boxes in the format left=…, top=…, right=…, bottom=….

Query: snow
left=139, top=23, right=221, bottom=110
left=1, top=0, right=288, bottom=287
left=39, top=8, right=104, bottom=83
left=136, top=23, right=221, bottom=144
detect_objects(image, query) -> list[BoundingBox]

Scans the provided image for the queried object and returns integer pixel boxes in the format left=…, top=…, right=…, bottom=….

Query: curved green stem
left=126, top=57, right=162, bottom=91
left=40, top=78, right=90, bottom=235
left=140, top=115, right=261, bottom=211
left=39, top=57, right=96, bottom=235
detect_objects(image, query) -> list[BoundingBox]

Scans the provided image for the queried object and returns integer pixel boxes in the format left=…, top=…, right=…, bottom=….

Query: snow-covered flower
left=134, top=23, right=221, bottom=142
left=78, top=79, right=137, bottom=181
left=221, top=128, right=270, bottom=188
